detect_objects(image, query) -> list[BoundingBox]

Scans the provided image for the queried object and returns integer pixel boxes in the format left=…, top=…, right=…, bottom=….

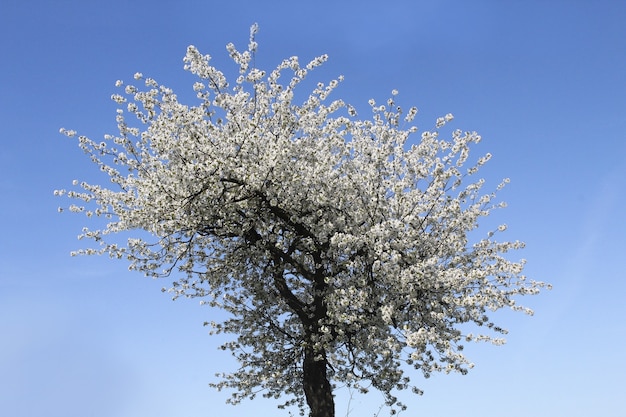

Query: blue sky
left=1, top=1, right=625, bottom=416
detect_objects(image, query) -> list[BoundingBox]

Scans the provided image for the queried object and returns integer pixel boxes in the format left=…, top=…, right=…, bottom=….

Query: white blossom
left=58, top=26, right=550, bottom=417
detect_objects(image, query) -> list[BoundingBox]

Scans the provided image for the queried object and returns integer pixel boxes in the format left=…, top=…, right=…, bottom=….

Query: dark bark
left=268, top=257, right=335, bottom=417
left=303, top=346, right=335, bottom=417
left=246, top=199, right=336, bottom=417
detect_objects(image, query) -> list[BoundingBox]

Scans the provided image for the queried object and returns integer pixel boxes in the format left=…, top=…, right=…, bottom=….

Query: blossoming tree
left=57, top=25, right=549, bottom=417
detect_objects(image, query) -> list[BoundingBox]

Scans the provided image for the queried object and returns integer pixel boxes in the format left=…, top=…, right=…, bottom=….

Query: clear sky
left=1, top=1, right=625, bottom=416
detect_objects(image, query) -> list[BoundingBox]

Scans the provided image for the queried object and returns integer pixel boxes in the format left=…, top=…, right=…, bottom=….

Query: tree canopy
left=57, top=25, right=550, bottom=417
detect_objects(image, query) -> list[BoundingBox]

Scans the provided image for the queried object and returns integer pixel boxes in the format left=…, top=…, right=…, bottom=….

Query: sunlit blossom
left=57, top=26, right=550, bottom=417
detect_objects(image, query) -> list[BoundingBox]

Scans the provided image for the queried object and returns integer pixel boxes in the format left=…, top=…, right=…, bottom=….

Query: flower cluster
left=57, top=25, right=550, bottom=416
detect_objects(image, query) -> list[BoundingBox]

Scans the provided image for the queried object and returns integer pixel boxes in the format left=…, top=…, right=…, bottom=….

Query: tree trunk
left=303, top=346, right=334, bottom=417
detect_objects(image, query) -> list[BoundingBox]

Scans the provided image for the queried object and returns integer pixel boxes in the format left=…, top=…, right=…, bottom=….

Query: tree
left=57, top=25, right=550, bottom=417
